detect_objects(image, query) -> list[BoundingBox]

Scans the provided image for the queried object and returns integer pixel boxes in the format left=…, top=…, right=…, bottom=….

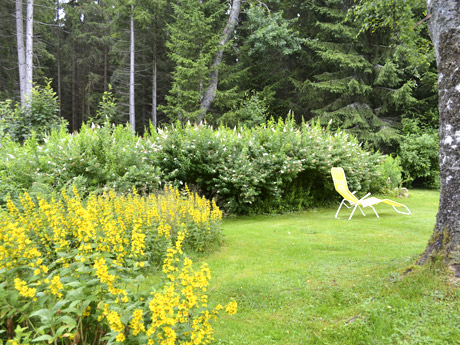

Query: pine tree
left=232, top=3, right=305, bottom=121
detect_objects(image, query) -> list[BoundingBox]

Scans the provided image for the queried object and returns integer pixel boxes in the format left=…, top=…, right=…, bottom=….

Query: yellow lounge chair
left=331, top=167, right=411, bottom=220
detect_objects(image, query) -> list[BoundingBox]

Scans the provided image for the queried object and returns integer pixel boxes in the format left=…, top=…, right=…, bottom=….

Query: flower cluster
left=14, top=278, right=36, bottom=298
left=0, top=187, right=232, bottom=345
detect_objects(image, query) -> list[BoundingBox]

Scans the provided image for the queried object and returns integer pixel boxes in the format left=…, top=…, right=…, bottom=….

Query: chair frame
left=331, top=167, right=411, bottom=220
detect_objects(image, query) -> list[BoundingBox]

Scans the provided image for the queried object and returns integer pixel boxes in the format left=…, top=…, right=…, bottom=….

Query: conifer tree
left=292, top=0, right=435, bottom=152
left=292, top=0, right=390, bottom=148
left=162, top=0, right=225, bottom=122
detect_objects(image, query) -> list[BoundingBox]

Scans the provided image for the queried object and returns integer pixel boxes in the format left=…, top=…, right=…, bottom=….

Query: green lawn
left=200, top=190, right=460, bottom=345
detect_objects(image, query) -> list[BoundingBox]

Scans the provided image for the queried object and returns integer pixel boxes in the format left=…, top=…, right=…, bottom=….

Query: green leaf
left=32, top=334, right=54, bottom=343
left=30, top=308, right=53, bottom=322
left=53, top=299, right=69, bottom=312
left=57, top=315, right=77, bottom=326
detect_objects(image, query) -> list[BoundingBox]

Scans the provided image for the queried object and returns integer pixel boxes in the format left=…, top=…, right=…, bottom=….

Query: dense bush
left=151, top=119, right=389, bottom=214
left=399, top=119, right=439, bottom=188
left=0, top=81, right=65, bottom=143
left=0, top=187, right=230, bottom=344
left=0, top=123, right=162, bottom=205
left=0, top=119, right=394, bottom=214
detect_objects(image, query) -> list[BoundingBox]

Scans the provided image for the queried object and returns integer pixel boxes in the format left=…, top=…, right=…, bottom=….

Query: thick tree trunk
left=15, top=0, right=26, bottom=107
left=25, top=0, right=33, bottom=105
left=198, top=0, right=241, bottom=122
left=419, top=0, right=460, bottom=275
left=129, top=8, right=135, bottom=132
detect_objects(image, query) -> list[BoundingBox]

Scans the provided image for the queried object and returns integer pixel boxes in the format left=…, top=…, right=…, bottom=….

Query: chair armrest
left=359, top=192, right=372, bottom=201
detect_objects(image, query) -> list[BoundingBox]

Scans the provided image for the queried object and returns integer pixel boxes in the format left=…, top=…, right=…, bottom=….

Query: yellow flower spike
left=14, top=278, right=36, bottom=298
left=225, top=301, right=238, bottom=315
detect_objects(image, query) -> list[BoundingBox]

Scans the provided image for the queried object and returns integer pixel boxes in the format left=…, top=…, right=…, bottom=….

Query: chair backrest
left=331, top=167, right=359, bottom=203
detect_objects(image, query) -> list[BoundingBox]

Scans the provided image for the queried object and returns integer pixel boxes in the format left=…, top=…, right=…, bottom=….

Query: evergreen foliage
left=162, top=0, right=225, bottom=122
left=399, top=119, right=439, bottom=188
left=0, top=81, right=65, bottom=143
left=0, top=0, right=439, bottom=181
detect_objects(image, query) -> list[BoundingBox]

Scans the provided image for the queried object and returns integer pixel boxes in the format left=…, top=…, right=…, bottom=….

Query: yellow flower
left=129, top=309, right=145, bottom=336
left=14, top=278, right=36, bottom=298
left=115, top=332, right=125, bottom=342
left=48, top=275, right=64, bottom=298
left=225, top=301, right=238, bottom=315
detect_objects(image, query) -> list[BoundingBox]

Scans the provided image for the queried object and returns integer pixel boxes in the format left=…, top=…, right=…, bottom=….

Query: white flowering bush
left=0, top=119, right=393, bottom=214
left=150, top=119, right=388, bottom=214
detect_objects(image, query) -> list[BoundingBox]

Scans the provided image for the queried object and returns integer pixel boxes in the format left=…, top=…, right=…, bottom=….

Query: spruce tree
left=292, top=0, right=392, bottom=149
left=162, top=0, right=225, bottom=122
left=292, top=0, right=436, bottom=152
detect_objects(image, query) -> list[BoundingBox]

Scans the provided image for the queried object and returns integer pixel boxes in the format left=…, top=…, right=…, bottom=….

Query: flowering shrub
left=0, top=187, right=230, bottom=345
left=151, top=119, right=389, bottom=213
left=0, top=118, right=394, bottom=214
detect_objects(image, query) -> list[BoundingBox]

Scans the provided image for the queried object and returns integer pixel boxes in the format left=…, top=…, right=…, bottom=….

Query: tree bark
left=56, top=0, right=62, bottom=118
left=129, top=7, right=135, bottom=132
left=72, top=53, right=78, bottom=131
left=419, top=0, right=460, bottom=275
left=152, top=14, right=157, bottom=129
left=198, top=0, right=241, bottom=123
left=15, top=0, right=26, bottom=107
left=25, top=0, right=34, bottom=105
left=152, top=55, right=157, bottom=129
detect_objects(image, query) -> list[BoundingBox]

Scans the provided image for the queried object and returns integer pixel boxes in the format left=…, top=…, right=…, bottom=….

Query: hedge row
left=1, top=119, right=393, bottom=214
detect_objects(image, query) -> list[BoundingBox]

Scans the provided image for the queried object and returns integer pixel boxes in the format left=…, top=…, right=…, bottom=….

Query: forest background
left=0, top=0, right=439, bottom=188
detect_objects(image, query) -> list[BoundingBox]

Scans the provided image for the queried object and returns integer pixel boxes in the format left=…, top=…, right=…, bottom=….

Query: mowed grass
left=200, top=190, right=460, bottom=345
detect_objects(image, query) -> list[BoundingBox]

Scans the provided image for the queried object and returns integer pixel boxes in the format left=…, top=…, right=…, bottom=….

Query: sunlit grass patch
left=206, top=190, right=460, bottom=345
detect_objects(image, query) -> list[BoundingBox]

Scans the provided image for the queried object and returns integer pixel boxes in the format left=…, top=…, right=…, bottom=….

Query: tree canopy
left=1, top=0, right=438, bottom=156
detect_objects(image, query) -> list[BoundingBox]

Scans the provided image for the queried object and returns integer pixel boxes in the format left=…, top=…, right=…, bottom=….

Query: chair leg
left=335, top=200, right=346, bottom=218
left=358, top=205, right=366, bottom=216
left=348, top=204, right=360, bottom=220
left=369, top=206, right=379, bottom=218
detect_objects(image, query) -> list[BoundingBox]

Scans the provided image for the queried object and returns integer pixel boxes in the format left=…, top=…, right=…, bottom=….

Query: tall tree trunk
left=419, top=0, right=460, bottom=276
left=152, top=56, right=157, bottom=128
left=198, top=0, right=241, bottom=122
left=72, top=54, right=78, bottom=131
left=129, top=7, right=135, bottom=131
left=152, top=19, right=157, bottom=129
left=25, top=0, right=34, bottom=105
left=15, top=0, right=26, bottom=107
left=104, top=48, right=108, bottom=92
left=57, top=44, right=62, bottom=117
left=56, top=1, right=62, bottom=118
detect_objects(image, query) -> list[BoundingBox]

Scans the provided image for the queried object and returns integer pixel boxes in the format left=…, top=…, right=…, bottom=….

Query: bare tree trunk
left=129, top=7, right=135, bottom=132
left=15, top=0, right=26, bottom=107
left=25, top=0, right=34, bottom=105
left=104, top=48, right=108, bottom=92
left=418, top=0, right=460, bottom=276
left=198, top=0, right=241, bottom=123
left=56, top=1, right=62, bottom=117
left=152, top=57, right=157, bottom=128
left=152, top=20, right=157, bottom=129
left=72, top=54, right=78, bottom=131
left=57, top=44, right=62, bottom=117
